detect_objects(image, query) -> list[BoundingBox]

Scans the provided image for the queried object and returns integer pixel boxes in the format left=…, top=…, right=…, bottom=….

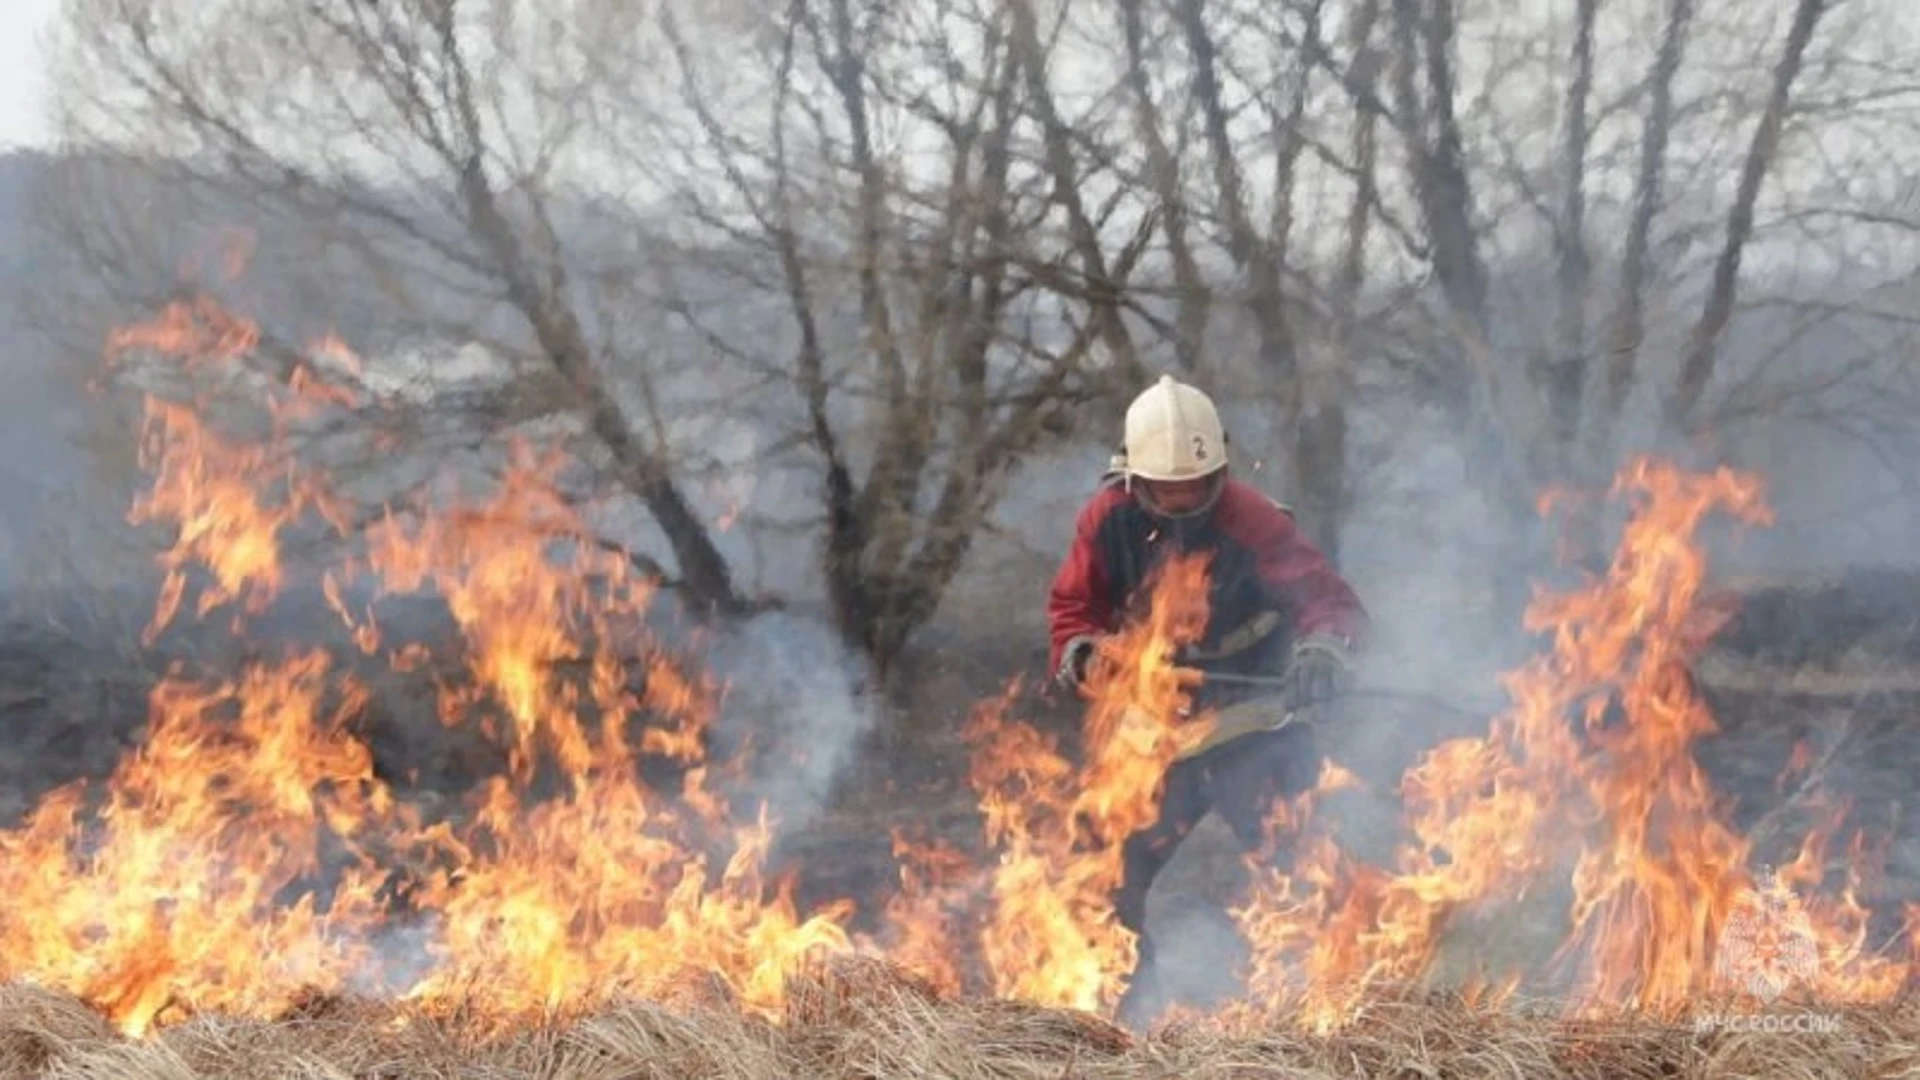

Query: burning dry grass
left=0, top=963, right=1914, bottom=1079
left=14, top=259, right=1920, bottom=1075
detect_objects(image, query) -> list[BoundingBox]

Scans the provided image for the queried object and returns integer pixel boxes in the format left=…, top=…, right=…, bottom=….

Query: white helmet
left=1123, top=374, right=1228, bottom=482
left=1119, top=375, right=1229, bottom=519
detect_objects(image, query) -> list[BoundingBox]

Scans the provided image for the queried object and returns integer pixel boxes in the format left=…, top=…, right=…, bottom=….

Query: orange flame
left=959, top=551, right=1214, bottom=1012
left=0, top=650, right=400, bottom=1036
left=0, top=288, right=853, bottom=1034
left=3, top=272, right=1914, bottom=1038
left=1217, top=458, right=1910, bottom=1031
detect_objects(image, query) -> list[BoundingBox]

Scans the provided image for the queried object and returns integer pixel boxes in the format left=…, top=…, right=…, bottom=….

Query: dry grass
left=0, top=959, right=1912, bottom=1079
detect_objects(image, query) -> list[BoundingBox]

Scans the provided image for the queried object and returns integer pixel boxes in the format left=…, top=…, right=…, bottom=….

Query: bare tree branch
left=1594, top=0, right=1693, bottom=436
left=1542, top=0, right=1597, bottom=454
left=1114, top=0, right=1209, bottom=370
left=1671, top=0, right=1836, bottom=429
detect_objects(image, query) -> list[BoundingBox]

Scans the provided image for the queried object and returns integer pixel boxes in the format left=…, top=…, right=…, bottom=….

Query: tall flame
left=960, top=550, right=1212, bottom=1011
left=1216, top=459, right=1910, bottom=1031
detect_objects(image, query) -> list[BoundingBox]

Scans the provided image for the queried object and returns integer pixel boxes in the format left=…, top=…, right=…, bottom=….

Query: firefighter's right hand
left=1057, top=634, right=1105, bottom=691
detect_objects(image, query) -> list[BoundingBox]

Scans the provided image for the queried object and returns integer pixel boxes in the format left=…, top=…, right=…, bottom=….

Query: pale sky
left=0, top=0, right=59, bottom=150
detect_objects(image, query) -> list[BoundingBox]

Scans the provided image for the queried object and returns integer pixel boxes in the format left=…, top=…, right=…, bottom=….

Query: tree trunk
left=1544, top=0, right=1598, bottom=463
left=1173, top=0, right=1298, bottom=397
left=1589, top=0, right=1692, bottom=453
left=1669, top=0, right=1829, bottom=430
left=1117, top=0, right=1209, bottom=370
left=1295, top=0, right=1379, bottom=560
left=440, top=23, right=746, bottom=618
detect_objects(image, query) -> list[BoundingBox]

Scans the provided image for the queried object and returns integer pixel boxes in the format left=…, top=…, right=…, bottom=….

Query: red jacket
left=1046, top=477, right=1368, bottom=681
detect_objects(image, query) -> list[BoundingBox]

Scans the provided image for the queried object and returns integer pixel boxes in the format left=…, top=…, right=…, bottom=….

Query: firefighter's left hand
left=1286, top=633, right=1355, bottom=711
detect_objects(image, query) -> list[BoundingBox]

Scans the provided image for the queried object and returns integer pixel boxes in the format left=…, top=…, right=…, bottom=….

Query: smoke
left=703, top=608, right=881, bottom=834
left=348, top=920, right=441, bottom=1000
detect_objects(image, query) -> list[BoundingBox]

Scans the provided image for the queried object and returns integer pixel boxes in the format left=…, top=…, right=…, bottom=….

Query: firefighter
left=1046, top=374, right=1370, bottom=1030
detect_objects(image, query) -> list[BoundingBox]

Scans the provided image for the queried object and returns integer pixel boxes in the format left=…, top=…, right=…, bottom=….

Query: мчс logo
left=1713, top=868, right=1820, bottom=1004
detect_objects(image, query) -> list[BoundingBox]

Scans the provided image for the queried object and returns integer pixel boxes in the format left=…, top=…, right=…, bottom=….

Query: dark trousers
left=1111, top=723, right=1321, bottom=1026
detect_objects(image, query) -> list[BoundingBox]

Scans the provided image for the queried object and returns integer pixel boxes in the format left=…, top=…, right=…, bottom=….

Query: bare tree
left=1307, top=0, right=1385, bottom=559
left=1293, top=0, right=1909, bottom=596
left=652, top=0, right=1152, bottom=670
left=1114, top=0, right=1209, bottom=371
left=1545, top=0, right=1599, bottom=460
left=1669, top=0, right=1834, bottom=428
left=42, top=0, right=754, bottom=618
left=1097, top=0, right=1367, bottom=552
left=1589, top=0, right=1693, bottom=449
left=39, top=0, right=1919, bottom=667
left=39, top=0, right=1168, bottom=673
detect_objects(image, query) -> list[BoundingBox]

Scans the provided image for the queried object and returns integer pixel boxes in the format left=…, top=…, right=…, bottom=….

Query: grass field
left=0, top=962, right=1911, bottom=1079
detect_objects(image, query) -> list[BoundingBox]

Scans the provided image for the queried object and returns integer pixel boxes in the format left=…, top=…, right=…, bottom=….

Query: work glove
left=1285, top=632, right=1355, bottom=712
left=1056, top=634, right=1105, bottom=691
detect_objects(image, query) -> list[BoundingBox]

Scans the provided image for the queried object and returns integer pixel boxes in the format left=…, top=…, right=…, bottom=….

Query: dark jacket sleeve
left=1046, top=490, right=1122, bottom=671
left=1216, top=487, right=1369, bottom=650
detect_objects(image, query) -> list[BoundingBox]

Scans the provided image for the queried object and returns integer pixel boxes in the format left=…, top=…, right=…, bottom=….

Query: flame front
left=2, top=280, right=1914, bottom=1038
left=1215, top=459, right=1911, bottom=1031
left=0, top=292, right=853, bottom=1034
left=354, top=443, right=854, bottom=1022
left=0, top=651, right=397, bottom=1036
